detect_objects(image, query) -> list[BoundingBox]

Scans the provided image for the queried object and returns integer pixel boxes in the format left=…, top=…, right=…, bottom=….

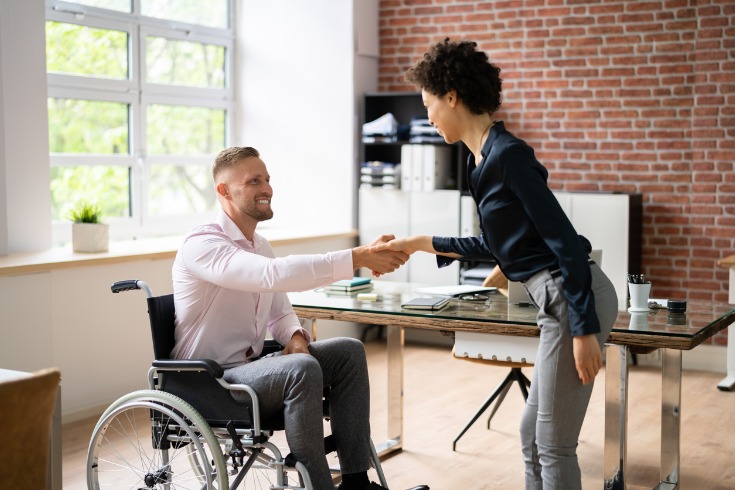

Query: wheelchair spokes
left=87, top=390, right=228, bottom=489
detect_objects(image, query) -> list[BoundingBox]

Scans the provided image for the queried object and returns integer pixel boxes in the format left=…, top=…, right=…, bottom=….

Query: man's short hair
left=212, top=146, right=260, bottom=181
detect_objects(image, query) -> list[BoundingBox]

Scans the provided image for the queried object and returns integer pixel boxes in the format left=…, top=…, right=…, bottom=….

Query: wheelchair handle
left=111, top=280, right=153, bottom=298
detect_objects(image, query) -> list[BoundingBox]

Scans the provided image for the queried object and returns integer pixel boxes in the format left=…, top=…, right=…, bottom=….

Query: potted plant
left=70, top=201, right=109, bottom=253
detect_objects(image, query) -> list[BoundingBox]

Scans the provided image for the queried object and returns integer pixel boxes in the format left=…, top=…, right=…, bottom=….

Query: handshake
left=351, top=234, right=419, bottom=277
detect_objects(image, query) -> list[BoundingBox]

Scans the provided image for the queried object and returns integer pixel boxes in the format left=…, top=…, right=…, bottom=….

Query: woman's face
left=422, top=88, right=459, bottom=144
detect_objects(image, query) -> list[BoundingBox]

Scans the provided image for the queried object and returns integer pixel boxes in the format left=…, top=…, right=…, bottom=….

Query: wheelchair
left=86, top=279, right=390, bottom=490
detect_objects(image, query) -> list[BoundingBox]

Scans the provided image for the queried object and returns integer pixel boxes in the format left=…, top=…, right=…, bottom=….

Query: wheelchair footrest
left=284, top=434, right=336, bottom=468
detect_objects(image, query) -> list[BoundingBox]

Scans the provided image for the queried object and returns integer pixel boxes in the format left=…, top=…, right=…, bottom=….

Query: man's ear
left=216, top=182, right=229, bottom=198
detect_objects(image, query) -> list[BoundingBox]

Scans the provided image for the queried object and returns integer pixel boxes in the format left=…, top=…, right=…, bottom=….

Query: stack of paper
left=360, top=161, right=401, bottom=190
left=362, top=113, right=398, bottom=143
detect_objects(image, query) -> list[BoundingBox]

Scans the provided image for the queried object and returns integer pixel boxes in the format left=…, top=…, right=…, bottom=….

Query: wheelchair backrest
left=146, top=294, right=176, bottom=360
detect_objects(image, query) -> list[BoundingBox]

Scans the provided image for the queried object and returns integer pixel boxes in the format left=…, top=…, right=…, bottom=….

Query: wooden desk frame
left=291, top=298, right=735, bottom=490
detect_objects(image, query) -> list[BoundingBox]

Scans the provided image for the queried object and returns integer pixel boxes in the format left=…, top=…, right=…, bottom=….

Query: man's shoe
left=337, top=483, right=429, bottom=490
left=336, top=482, right=386, bottom=490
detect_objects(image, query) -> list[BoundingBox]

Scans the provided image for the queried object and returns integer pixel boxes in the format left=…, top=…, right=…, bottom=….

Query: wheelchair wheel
left=87, top=389, right=229, bottom=489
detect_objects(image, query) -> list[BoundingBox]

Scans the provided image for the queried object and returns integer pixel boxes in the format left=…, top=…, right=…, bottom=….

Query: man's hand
left=572, top=334, right=603, bottom=384
left=352, top=235, right=410, bottom=275
left=282, top=331, right=310, bottom=355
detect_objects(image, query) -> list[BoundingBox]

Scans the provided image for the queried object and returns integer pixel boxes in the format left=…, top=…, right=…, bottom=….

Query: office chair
left=86, top=280, right=392, bottom=490
left=0, top=367, right=61, bottom=490
left=451, top=347, right=532, bottom=451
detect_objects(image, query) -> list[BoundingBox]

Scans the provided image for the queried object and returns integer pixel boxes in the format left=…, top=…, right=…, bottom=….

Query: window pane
left=66, top=0, right=132, bottom=12
left=46, top=21, right=128, bottom=79
left=142, top=0, right=228, bottom=29
left=48, top=98, right=129, bottom=154
left=51, top=166, right=130, bottom=221
left=148, top=164, right=216, bottom=216
left=146, top=36, right=225, bottom=88
left=147, top=105, right=225, bottom=155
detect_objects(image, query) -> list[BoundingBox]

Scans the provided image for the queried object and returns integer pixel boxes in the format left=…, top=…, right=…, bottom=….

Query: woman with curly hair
left=372, top=39, right=618, bottom=489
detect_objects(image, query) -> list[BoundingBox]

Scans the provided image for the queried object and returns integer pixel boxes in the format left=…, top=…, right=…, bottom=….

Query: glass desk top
left=288, top=281, right=735, bottom=351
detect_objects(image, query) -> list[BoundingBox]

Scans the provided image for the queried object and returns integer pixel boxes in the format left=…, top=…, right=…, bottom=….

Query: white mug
left=628, top=282, right=651, bottom=312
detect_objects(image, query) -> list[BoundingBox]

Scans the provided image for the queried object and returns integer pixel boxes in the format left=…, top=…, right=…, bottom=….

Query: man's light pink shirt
left=171, top=211, right=353, bottom=368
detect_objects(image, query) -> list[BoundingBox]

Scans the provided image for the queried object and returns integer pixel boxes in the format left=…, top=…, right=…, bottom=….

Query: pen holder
left=628, top=282, right=651, bottom=312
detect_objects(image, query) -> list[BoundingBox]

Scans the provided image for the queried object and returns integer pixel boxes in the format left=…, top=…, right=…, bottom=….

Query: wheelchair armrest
left=152, top=359, right=224, bottom=378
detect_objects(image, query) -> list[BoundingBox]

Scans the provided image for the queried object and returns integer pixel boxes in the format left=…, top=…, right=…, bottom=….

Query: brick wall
left=379, top=0, right=734, bottom=345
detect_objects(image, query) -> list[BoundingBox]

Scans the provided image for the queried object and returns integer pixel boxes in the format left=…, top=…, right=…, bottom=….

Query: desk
left=0, top=369, right=61, bottom=490
left=289, top=282, right=735, bottom=490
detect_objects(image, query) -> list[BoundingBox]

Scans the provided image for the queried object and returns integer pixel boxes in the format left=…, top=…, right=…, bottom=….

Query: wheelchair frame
left=86, top=279, right=386, bottom=490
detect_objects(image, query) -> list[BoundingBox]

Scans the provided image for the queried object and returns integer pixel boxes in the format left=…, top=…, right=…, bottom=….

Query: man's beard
left=246, top=205, right=273, bottom=222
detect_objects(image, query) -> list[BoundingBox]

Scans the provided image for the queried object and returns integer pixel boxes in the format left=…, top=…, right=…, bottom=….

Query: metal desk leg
left=655, top=349, right=681, bottom=490
left=376, top=324, right=404, bottom=457
left=719, top=267, right=735, bottom=390
left=717, top=325, right=735, bottom=390
left=604, top=344, right=629, bottom=490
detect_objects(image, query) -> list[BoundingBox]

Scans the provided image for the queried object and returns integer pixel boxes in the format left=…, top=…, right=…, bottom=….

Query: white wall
left=0, top=0, right=52, bottom=253
left=353, top=0, right=380, bottom=223
left=0, top=7, right=7, bottom=256
left=234, top=0, right=360, bottom=232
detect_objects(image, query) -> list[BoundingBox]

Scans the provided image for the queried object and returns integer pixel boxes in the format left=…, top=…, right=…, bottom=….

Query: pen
left=628, top=274, right=646, bottom=284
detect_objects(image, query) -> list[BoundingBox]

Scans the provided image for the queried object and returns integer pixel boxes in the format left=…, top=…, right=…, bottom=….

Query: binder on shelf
left=422, top=145, right=451, bottom=191
left=400, top=145, right=414, bottom=191
left=460, top=195, right=479, bottom=237
left=410, top=145, right=424, bottom=190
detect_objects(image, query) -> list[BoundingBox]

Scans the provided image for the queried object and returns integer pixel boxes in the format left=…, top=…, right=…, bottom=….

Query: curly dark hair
left=405, top=38, right=502, bottom=115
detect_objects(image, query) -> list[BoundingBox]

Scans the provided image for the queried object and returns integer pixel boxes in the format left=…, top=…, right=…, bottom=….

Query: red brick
left=376, top=1, right=735, bottom=325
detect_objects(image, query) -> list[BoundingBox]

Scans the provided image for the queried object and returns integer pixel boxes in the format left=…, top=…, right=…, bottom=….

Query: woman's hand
left=370, top=236, right=420, bottom=255
left=572, top=334, right=602, bottom=384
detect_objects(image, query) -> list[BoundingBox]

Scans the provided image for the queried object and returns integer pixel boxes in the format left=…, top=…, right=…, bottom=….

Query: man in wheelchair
left=170, top=146, right=423, bottom=490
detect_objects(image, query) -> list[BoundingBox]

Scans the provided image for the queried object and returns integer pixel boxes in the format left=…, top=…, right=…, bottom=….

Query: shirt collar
left=216, top=210, right=261, bottom=249
left=480, top=120, right=504, bottom=159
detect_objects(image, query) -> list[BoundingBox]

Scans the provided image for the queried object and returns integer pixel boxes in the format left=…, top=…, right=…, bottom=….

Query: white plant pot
left=72, top=222, right=109, bottom=253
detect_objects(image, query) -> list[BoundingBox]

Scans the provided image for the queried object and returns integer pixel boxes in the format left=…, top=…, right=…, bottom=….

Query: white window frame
left=46, top=0, right=234, bottom=243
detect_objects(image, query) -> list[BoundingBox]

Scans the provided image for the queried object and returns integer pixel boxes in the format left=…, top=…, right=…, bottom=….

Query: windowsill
left=0, top=227, right=358, bottom=277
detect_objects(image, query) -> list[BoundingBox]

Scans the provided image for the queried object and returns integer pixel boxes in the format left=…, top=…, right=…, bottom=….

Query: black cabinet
left=360, top=92, right=469, bottom=193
